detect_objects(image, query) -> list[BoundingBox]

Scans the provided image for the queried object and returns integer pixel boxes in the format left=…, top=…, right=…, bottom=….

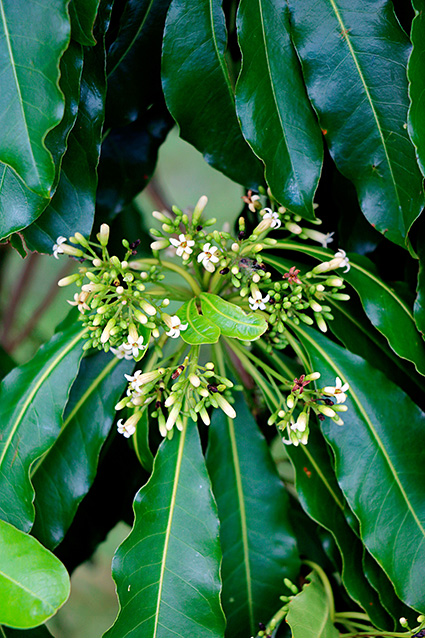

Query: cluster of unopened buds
left=268, top=372, right=350, bottom=446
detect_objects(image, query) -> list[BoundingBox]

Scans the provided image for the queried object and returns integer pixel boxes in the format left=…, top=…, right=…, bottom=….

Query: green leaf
left=177, top=298, right=221, bottom=345
left=286, top=571, right=338, bottom=638
left=0, top=42, right=83, bottom=240
left=287, top=0, right=424, bottom=247
left=69, top=0, right=101, bottom=46
left=106, top=0, right=172, bottom=126
left=0, top=0, right=70, bottom=197
left=408, top=0, right=425, bottom=178
left=24, top=41, right=106, bottom=252
left=235, top=0, right=322, bottom=219
left=264, top=244, right=425, bottom=376
left=104, top=422, right=225, bottom=638
left=133, top=408, right=154, bottom=473
left=207, top=392, right=300, bottom=638
left=0, top=519, right=69, bottom=629
left=292, top=324, right=425, bottom=612
left=0, top=325, right=85, bottom=533
left=162, top=0, right=264, bottom=189
left=31, top=352, right=132, bottom=550
left=200, top=292, right=267, bottom=341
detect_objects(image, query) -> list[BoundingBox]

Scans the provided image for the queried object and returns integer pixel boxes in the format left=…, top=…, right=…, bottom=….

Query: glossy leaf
left=106, top=0, right=172, bottom=126
left=207, top=392, right=300, bottom=637
left=177, top=298, right=220, bottom=345
left=104, top=422, right=225, bottom=638
left=235, top=0, right=322, bottom=219
left=0, top=0, right=70, bottom=197
left=408, top=0, right=425, bottom=178
left=200, top=292, right=267, bottom=341
left=265, top=244, right=425, bottom=376
left=133, top=408, right=153, bottom=473
left=31, top=352, right=132, bottom=550
left=162, top=0, right=264, bottom=189
left=69, top=0, right=100, bottom=46
left=24, top=42, right=106, bottom=253
left=292, top=324, right=425, bottom=612
left=0, top=42, right=83, bottom=240
left=413, top=218, right=425, bottom=338
left=286, top=571, right=338, bottom=638
left=0, top=325, right=85, bottom=532
left=0, top=519, right=69, bottom=629
left=287, top=0, right=424, bottom=247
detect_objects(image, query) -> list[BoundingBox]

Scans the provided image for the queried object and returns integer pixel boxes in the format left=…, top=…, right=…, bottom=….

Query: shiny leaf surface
left=0, top=0, right=70, bottom=197
left=69, top=0, right=100, bottom=46
left=104, top=422, right=225, bottom=638
left=0, top=325, right=85, bottom=532
left=408, top=0, right=425, bottom=178
left=177, top=298, right=220, bottom=345
left=200, top=292, right=267, bottom=341
left=293, top=324, right=425, bottom=612
left=133, top=408, right=153, bottom=473
left=162, top=0, right=264, bottom=188
left=235, top=0, right=322, bottom=219
left=286, top=571, right=338, bottom=638
left=0, top=519, right=69, bottom=629
left=207, top=392, right=300, bottom=637
left=31, top=352, right=132, bottom=549
left=287, top=0, right=424, bottom=247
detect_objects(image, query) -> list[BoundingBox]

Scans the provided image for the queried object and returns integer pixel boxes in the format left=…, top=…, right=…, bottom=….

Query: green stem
left=284, top=324, right=312, bottom=371
left=254, top=340, right=298, bottom=379
left=304, top=560, right=335, bottom=623
left=236, top=345, right=292, bottom=385
left=130, top=258, right=202, bottom=296
left=335, top=612, right=371, bottom=622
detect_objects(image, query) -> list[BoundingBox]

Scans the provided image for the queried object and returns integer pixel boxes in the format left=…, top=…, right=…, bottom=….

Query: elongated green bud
left=61, top=244, right=84, bottom=257
left=58, top=273, right=80, bottom=287
left=216, top=394, right=236, bottom=419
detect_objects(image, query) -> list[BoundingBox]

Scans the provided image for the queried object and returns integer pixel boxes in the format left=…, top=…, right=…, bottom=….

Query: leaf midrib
left=201, top=293, right=264, bottom=332
left=0, top=567, right=55, bottom=612
left=209, top=0, right=235, bottom=102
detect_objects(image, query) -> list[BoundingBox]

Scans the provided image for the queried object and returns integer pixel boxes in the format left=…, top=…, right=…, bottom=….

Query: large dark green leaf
left=286, top=571, right=338, bottom=638
left=31, top=352, right=132, bottom=550
left=207, top=392, right=300, bottom=638
left=0, top=42, right=83, bottom=240
left=0, top=0, right=70, bottom=197
left=0, top=325, right=85, bottom=533
left=106, top=0, right=171, bottom=126
left=24, top=41, right=106, bottom=252
left=177, top=298, right=220, bottom=345
left=265, top=244, right=425, bottom=376
left=200, top=292, right=267, bottom=341
left=69, top=0, right=101, bottom=46
left=287, top=0, right=424, bottom=247
left=104, top=422, right=225, bottom=638
left=408, top=0, right=425, bottom=178
left=292, top=323, right=425, bottom=612
left=235, top=0, right=322, bottom=219
left=162, top=0, right=264, bottom=188
left=0, top=519, right=69, bottom=629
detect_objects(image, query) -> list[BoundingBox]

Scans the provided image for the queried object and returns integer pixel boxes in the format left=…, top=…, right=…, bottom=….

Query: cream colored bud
left=216, top=394, right=236, bottom=419
left=82, top=282, right=105, bottom=293
left=199, top=388, right=209, bottom=398
left=162, top=298, right=170, bottom=307
left=114, top=397, right=129, bottom=411
left=285, top=222, right=302, bottom=234
left=73, top=232, right=89, bottom=247
left=116, top=286, right=124, bottom=295
left=98, top=223, right=110, bottom=247
left=312, top=261, right=332, bottom=274
left=286, top=395, right=295, bottom=409
left=128, top=323, right=138, bottom=341
left=151, top=239, right=170, bottom=251
left=189, top=374, right=201, bottom=388
left=58, top=273, right=80, bottom=287
left=152, top=328, right=160, bottom=338
left=140, top=300, right=157, bottom=316
left=92, top=258, right=102, bottom=268
left=199, top=406, right=210, bottom=426
left=166, top=402, right=182, bottom=430
left=134, top=310, right=148, bottom=324
left=164, top=393, right=178, bottom=407
left=316, top=284, right=325, bottom=292
left=310, top=300, right=322, bottom=312
left=152, top=210, right=170, bottom=223
left=252, top=273, right=260, bottom=283
left=254, top=218, right=273, bottom=234
left=231, top=243, right=240, bottom=252
left=121, top=261, right=128, bottom=269
left=326, top=277, right=343, bottom=287
left=318, top=405, right=336, bottom=418
left=61, top=244, right=84, bottom=257
left=305, top=372, right=321, bottom=381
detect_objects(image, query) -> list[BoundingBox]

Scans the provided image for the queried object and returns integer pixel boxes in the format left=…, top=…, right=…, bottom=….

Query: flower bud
left=314, top=312, right=328, bottom=333
left=97, top=223, right=110, bottom=246
left=151, top=239, right=170, bottom=251
left=216, top=394, right=236, bottom=419
left=325, top=277, right=343, bottom=287
left=305, top=371, right=321, bottom=381
left=192, top=195, right=208, bottom=226
left=285, top=222, right=302, bottom=234
left=82, top=282, right=105, bottom=293
left=312, top=261, right=332, bottom=274
left=61, top=244, right=84, bottom=257
left=140, top=299, right=157, bottom=316
left=58, top=273, right=80, bottom=287
left=152, top=210, right=170, bottom=223
left=318, top=405, right=336, bottom=418
left=166, top=401, right=182, bottom=430
left=189, top=374, right=201, bottom=388
left=199, top=406, right=210, bottom=426
left=286, top=394, right=295, bottom=409
left=309, top=300, right=322, bottom=312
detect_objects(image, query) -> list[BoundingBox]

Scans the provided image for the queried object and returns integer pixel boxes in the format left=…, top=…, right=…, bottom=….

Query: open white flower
left=302, top=228, right=334, bottom=248
left=110, top=344, right=134, bottom=360
left=322, top=376, right=349, bottom=404
left=53, top=236, right=67, bottom=259
left=166, top=315, right=188, bottom=338
left=262, top=209, right=281, bottom=229
left=67, top=292, right=90, bottom=314
left=333, top=248, right=350, bottom=273
left=121, top=334, right=147, bottom=358
left=197, top=243, right=220, bottom=272
left=169, top=234, right=195, bottom=259
left=248, top=290, right=270, bottom=311
left=117, top=417, right=137, bottom=438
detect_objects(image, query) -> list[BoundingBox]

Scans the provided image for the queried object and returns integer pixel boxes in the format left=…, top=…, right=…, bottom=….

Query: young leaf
left=0, top=325, right=85, bottom=533
left=0, top=0, right=70, bottom=197
left=207, top=392, right=300, bottom=638
left=69, top=0, right=101, bottom=46
left=31, top=352, right=132, bottom=550
left=235, top=0, right=322, bottom=219
left=287, top=0, right=425, bottom=247
left=200, top=292, right=267, bottom=341
left=177, top=298, right=221, bottom=345
left=104, top=422, right=225, bottom=638
left=293, top=324, right=425, bottom=612
left=162, top=0, right=264, bottom=189
left=286, top=571, right=338, bottom=638
left=408, top=0, right=425, bottom=178
left=0, top=519, right=70, bottom=629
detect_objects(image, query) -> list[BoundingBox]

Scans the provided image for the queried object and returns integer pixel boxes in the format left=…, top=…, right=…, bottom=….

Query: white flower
left=262, top=209, right=281, bottom=229
left=67, top=292, right=90, bottom=314
left=166, top=315, right=188, bottom=339
left=302, top=228, right=334, bottom=248
left=197, top=243, right=220, bottom=272
left=248, top=194, right=260, bottom=212
left=290, top=412, right=308, bottom=432
left=169, top=234, right=195, bottom=259
left=110, top=344, right=134, bottom=360
left=248, top=290, right=270, bottom=311
left=117, top=418, right=136, bottom=438
left=333, top=248, right=350, bottom=273
left=322, top=376, right=350, bottom=404
left=121, top=334, right=147, bottom=358
left=53, top=236, right=67, bottom=258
